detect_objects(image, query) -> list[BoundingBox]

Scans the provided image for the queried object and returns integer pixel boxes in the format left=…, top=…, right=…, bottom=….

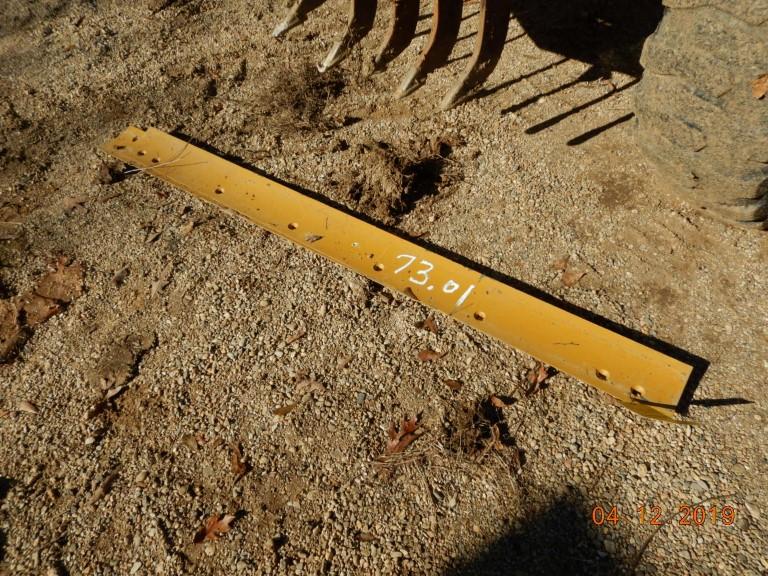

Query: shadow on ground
left=0, top=476, right=11, bottom=563
left=491, top=0, right=663, bottom=143
left=443, top=492, right=634, bottom=576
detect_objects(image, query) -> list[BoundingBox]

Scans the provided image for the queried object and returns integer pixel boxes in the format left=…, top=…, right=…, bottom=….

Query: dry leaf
left=35, top=257, right=84, bottom=303
left=385, top=416, right=421, bottom=454
left=489, top=394, right=513, bottom=408
left=17, top=399, right=39, bottom=414
left=356, top=532, right=378, bottom=542
left=193, top=514, right=235, bottom=544
left=525, top=362, right=553, bottom=396
left=181, top=434, right=201, bottom=451
left=417, top=348, right=443, bottom=362
left=273, top=403, right=297, bottom=417
left=552, top=255, right=570, bottom=271
left=416, top=316, right=439, bottom=334
left=88, top=472, right=118, bottom=505
left=150, top=262, right=174, bottom=298
left=561, top=269, right=586, bottom=287
left=752, top=74, right=768, bottom=99
left=19, top=293, right=60, bottom=327
left=403, top=287, right=419, bottom=300
left=177, top=219, right=196, bottom=236
left=61, top=195, right=88, bottom=214
left=444, top=379, right=463, bottom=392
left=295, top=378, right=325, bottom=396
left=104, top=385, right=126, bottom=401
left=285, top=328, right=306, bottom=345
left=230, top=443, right=249, bottom=480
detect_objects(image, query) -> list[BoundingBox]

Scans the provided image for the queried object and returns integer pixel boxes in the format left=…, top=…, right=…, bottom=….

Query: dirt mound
left=253, top=61, right=345, bottom=132
left=344, top=137, right=463, bottom=224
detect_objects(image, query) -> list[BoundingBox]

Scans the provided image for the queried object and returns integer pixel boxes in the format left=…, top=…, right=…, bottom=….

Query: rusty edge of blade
left=101, top=126, right=699, bottom=423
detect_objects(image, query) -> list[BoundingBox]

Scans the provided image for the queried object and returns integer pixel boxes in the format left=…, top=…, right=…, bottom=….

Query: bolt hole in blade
left=441, top=0, right=512, bottom=109
left=372, top=0, right=420, bottom=71
left=396, top=0, right=463, bottom=98
left=318, top=0, right=377, bottom=72
left=273, top=0, right=328, bottom=37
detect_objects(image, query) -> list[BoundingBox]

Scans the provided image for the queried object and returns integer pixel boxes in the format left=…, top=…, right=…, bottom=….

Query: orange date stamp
left=591, top=504, right=737, bottom=527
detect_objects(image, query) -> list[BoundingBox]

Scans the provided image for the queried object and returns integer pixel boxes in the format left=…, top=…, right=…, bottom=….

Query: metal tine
left=273, top=0, right=328, bottom=38
left=372, top=0, right=420, bottom=71
left=441, top=0, right=511, bottom=109
left=395, top=0, right=463, bottom=98
left=318, top=0, right=378, bottom=73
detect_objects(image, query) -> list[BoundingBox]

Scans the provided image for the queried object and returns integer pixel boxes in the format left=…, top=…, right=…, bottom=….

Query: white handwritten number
left=394, top=254, right=417, bottom=274
left=409, top=260, right=433, bottom=285
left=442, top=280, right=460, bottom=294
left=456, top=284, right=475, bottom=306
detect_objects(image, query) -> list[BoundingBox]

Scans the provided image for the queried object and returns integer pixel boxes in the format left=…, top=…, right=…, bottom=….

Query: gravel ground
left=1, top=1, right=766, bottom=575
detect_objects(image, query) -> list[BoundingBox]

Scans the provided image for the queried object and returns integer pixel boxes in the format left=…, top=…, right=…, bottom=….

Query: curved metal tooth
left=273, top=0, right=328, bottom=38
left=441, top=0, right=511, bottom=109
left=396, top=0, right=462, bottom=98
left=318, top=0, right=377, bottom=73
left=372, top=0, right=420, bottom=71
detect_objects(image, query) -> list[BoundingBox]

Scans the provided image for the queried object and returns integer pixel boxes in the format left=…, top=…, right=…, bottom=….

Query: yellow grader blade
left=103, top=126, right=697, bottom=423
left=275, top=0, right=514, bottom=108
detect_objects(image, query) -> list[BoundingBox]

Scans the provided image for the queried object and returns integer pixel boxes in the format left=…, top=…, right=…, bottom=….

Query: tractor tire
left=634, top=1, right=768, bottom=227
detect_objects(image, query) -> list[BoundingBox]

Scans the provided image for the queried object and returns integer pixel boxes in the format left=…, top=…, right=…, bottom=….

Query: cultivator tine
left=396, top=0, right=462, bottom=98
left=372, top=0, right=420, bottom=71
left=318, top=0, right=378, bottom=72
left=441, top=0, right=511, bottom=109
left=273, top=0, right=328, bottom=38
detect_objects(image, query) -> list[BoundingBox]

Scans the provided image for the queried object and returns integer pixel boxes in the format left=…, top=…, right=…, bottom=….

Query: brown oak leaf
left=273, top=403, right=297, bottom=417
left=193, top=514, right=235, bottom=544
left=417, top=348, right=444, bottom=362
left=35, top=257, right=84, bottom=303
left=525, top=362, right=554, bottom=396
left=285, top=328, right=306, bottom=345
left=752, top=74, right=768, bottom=99
left=444, top=379, right=463, bottom=392
left=416, top=316, right=439, bottom=334
left=561, top=269, right=586, bottom=287
left=385, top=416, right=421, bottom=454
left=230, top=443, right=250, bottom=481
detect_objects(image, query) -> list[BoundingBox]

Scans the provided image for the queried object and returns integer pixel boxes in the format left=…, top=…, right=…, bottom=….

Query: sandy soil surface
left=1, top=1, right=766, bottom=575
